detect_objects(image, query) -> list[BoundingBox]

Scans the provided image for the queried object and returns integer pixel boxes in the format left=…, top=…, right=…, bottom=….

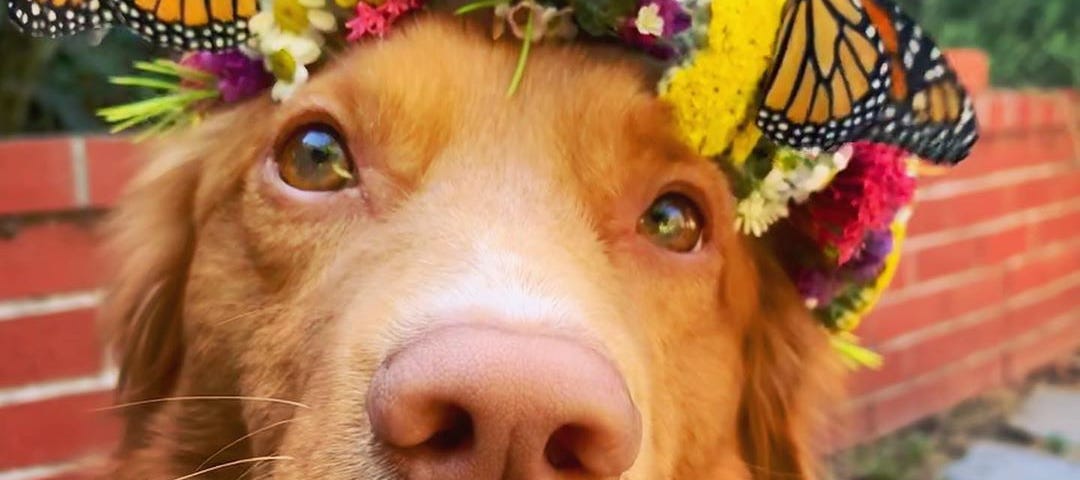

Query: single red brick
left=0, top=139, right=75, bottom=214
left=0, top=391, right=119, bottom=470
left=85, top=136, right=143, bottom=208
left=912, top=239, right=983, bottom=280
left=1014, top=169, right=1080, bottom=207
left=1033, top=211, right=1080, bottom=244
left=976, top=92, right=1008, bottom=137
left=1031, top=95, right=1069, bottom=130
left=982, top=226, right=1030, bottom=264
left=0, top=309, right=103, bottom=388
left=909, top=187, right=1007, bottom=235
left=945, top=274, right=1007, bottom=317
left=1006, top=247, right=1079, bottom=294
left=1004, top=284, right=1080, bottom=338
left=0, top=222, right=103, bottom=300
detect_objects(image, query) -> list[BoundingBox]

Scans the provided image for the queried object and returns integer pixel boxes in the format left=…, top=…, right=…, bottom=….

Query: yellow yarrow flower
left=660, top=0, right=786, bottom=164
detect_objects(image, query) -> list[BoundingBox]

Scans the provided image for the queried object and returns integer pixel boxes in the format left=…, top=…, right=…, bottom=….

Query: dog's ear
left=101, top=145, right=203, bottom=410
left=102, top=100, right=269, bottom=414
left=730, top=238, right=839, bottom=480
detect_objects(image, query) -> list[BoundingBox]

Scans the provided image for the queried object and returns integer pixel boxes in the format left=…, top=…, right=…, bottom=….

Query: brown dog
left=101, top=15, right=838, bottom=480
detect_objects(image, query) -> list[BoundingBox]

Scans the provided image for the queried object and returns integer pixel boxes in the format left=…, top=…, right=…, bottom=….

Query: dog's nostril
left=544, top=425, right=587, bottom=472
left=367, top=326, right=642, bottom=478
left=421, top=406, right=473, bottom=453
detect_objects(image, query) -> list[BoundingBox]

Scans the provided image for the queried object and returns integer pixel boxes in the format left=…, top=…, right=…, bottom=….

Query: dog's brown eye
left=638, top=193, right=705, bottom=253
left=277, top=125, right=355, bottom=191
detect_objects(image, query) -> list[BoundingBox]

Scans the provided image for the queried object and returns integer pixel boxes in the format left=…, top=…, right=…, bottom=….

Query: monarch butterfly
left=6, top=0, right=257, bottom=51
left=757, top=0, right=977, bottom=164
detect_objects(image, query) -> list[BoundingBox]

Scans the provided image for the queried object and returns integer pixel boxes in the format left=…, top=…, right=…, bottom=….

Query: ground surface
left=831, top=349, right=1080, bottom=480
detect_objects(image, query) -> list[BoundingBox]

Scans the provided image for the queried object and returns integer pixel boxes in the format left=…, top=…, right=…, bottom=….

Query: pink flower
left=181, top=50, right=272, bottom=103
left=792, top=142, right=915, bottom=265
left=346, top=0, right=421, bottom=41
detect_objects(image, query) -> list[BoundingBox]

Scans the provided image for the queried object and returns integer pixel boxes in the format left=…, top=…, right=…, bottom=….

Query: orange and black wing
left=862, top=0, right=978, bottom=164
left=7, top=0, right=115, bottom=37
left=111, top=0, right=257, bottom=51
left=757, top=0, right=892, bottom=152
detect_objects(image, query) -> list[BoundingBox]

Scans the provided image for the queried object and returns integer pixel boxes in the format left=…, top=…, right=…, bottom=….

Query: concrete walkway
left=945, top=385, right=1080, bottom=480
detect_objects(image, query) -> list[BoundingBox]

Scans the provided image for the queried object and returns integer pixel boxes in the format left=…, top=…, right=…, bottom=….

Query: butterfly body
left=758, top=0, right=978, bottom=164
left=7, top=0, right=256, bottom=51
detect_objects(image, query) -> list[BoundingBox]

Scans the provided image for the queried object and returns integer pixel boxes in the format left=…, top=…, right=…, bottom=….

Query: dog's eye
left=276, top=125, right=355, bottom=191
left=638, top=193, right=705, bottom=253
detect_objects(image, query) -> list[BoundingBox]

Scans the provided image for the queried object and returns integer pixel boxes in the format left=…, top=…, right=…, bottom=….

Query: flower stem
left=454, top=0, right=508, bottom=15
left=506, top=8, right=534, bottom=97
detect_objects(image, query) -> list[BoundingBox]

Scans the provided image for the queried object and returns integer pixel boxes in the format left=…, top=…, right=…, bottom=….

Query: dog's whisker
left=169, top=456, right=292, bottom=480
left=95, top=396, right=310, bottom=412
left=231, top=462, right=261, bottom=480
left=196, top=418, right=298, bottom=471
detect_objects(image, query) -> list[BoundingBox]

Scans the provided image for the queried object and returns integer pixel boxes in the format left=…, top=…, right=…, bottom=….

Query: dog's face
left=104, top=16, right=835, bottom=480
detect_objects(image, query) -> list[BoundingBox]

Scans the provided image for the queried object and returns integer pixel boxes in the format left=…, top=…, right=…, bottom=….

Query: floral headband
left=8, top=0, right=978, bottom=367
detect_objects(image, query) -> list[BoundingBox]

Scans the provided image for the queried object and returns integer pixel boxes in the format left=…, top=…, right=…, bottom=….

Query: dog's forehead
left=283, top=16, right=703, bottom=194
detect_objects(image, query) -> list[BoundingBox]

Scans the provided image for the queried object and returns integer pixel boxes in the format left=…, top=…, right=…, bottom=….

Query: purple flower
left=844, top=229, right=894, bottom=282
left=792, top=267, right=841, bottom=307
left=182, top=50, right=272, bottom=103
left=619, top=0, right=692, bottom=59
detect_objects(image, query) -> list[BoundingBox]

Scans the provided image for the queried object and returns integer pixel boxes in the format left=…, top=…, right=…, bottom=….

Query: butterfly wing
left=757, top=0, right=892, bottom=152
left=110, top=0, right=257, bottom=50
left=7, top=0, right=115, bottom=37
left=862, top=0, right=978, bottom=164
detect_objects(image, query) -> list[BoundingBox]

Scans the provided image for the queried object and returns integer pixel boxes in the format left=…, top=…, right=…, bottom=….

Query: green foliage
left=833, top=430, right=944, bottom=480
left=895, top=0, right=1080, bottom=88
left=0, top=4, right=154, bottom=135
left=571, top=0, right=636, bottom=36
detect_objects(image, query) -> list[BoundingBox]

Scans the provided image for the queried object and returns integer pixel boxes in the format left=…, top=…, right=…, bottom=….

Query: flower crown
left=9, top=0, right=979, bottom=367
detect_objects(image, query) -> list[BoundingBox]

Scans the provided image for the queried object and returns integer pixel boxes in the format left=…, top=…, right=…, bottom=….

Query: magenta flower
left=181, top=50, right=272, bottom=103
left=346, top=0, right=422, bottom=41
left=793, top=142, right=915, bottom=265
left=619, top=0, right=691, bottom=59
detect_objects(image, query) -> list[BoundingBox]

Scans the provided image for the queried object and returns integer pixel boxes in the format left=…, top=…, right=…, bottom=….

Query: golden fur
left=101, top=15, right=838, bottom=480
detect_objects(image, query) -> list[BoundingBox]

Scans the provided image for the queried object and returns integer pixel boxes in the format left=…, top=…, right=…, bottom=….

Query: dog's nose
left=366, top=326, right=642, bottom=479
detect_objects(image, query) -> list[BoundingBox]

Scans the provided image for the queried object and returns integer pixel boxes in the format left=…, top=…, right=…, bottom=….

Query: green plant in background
left=896, top=0, right=1080, bottom=88
left=1, top=0, right=1077, bottom=134
left=833, top=430, right=945, bottom=480
left=0, top=2, right=152, bottom=135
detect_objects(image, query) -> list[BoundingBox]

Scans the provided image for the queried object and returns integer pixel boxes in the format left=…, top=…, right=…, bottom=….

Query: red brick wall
left=1, top=60, right=1078, bottom=478
left=845, top=88, right=1080, bottom=445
